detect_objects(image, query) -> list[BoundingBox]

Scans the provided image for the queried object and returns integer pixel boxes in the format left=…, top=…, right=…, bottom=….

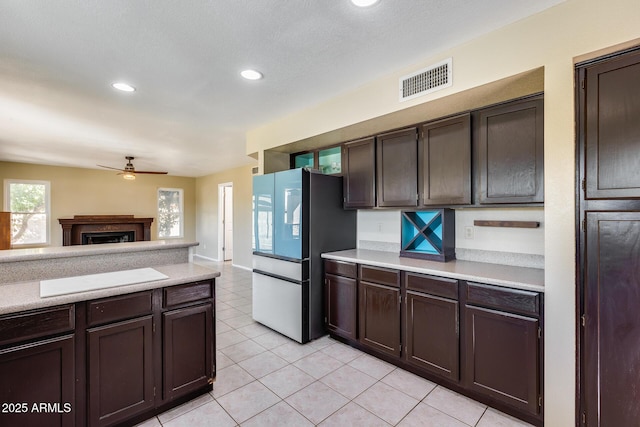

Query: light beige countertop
left=322, top=249, right=544, bottom=292
left=0, top=263, right=220, bottom=315
left=0, top=239, right=198, bottom=263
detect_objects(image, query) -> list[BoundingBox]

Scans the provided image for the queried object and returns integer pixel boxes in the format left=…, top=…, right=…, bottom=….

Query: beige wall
left=245, top=1, right=640, bottom=425
left=195, top=164, right=255, bottom=269
left=0, top=161, right=196, bottom=246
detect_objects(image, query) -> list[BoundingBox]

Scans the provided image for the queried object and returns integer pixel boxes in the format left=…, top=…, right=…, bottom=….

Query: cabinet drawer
left=325, top=260, right=357, bottom=279
left=0, top=305, right=75, bottom=347
left=466, top=282, right=540, bottom=317
left=88, top=291, right=153, bottom=327
left=360, top=265, right=400, bottom=288
left=164, top=280, right=213, bottom=308
left=405, top=272, right=458, bottom=300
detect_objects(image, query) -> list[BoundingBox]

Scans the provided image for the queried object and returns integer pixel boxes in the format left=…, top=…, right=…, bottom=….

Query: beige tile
left=217, top=329, right=249, bottom=349
left=212, top=364, right=255, bottom=398
left=162, top=400, right=235, bottom=427
left=134, top=416, right=161, bottom=427
left=239, top=351, right=289, bottom=378
left=224, top=314, right=256, bottom=329
left=319, top=365, right=378, bottom=399
left=259, top=365, right=315, bottom=399
left=217, top=307, right=245, bottom=320
left=215, top=301, right=233, bottom=311
left=226, top=296, right=252, bottom=308
left=285, top=381, right=349, bottom=425
left=380, top=367, right=436, bottom=400
left=348, top=354, right=396, bottom=380
left=217, top=381, right=281, bottom=424
left=293, top=351, right=344, bottom=379
left=423, top=386, right=487, bottom=426
left=354, top=382, right=420, bottom=425
left=157, top=393, right=213, bottom=423
left=221, top=339, right=267, bottom=363
left=216, top=351, right=235, bottom=370
left=252, top=331, right=292, bottom=350
left=241, top=401, right=313, bottom=427
left=237, top=322, right=270, bottom=338
left=477, top=408, right=535, bottom=427
left=237, top=303, right=253, bottom=314
left=271, top=341, right=318, bottom=363
left=319, top=402, right=391, bottom=427
left=308, top=335, right=335, bottom=350
left=216, top=320, right=233, bottom=334
left=321, top=342, right=363, bottom=363
left=398, top=402, right=469, bottom=427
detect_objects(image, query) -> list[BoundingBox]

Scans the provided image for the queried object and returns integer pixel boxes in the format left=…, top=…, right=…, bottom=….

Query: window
left=157, top=188, right=183, bottom=238
left=4, top=180, right=50, bottom=246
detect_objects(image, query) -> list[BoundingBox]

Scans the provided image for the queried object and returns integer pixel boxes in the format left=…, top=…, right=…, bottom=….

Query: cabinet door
left=359, top=281, right=401, bottom=358
left=0, top=335, right=74, bottom=427
left=583, top=212, right=640, bottom=426
left=465, top=305, right=539, bottom=415
left=405, top=291, right=459, bottom=381
left=163, top=303, right=213, bottom=401
left=343, top=137, right=376, bottom=208
left=87, top=316, right=154, bottom=427
left=477, top=97, right=544, bottom=204
left=325, top=273, right=357, bottom=341
left=584, top=51, right=640, bottom=199
left=419, top=114, right=471, bottom=205
left=376, top=128, right=418, bottom=207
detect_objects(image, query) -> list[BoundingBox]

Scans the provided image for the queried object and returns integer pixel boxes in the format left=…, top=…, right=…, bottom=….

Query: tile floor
left=137, top=261, right=534, bottom=427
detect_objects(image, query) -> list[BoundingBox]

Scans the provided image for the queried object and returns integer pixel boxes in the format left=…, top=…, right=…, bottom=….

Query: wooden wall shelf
left=473, top=220, right=540, bottom=229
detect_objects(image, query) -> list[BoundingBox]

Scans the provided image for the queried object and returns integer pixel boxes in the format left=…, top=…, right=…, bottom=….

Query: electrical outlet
left=464, top=226, right=474, bottom=239
left=203, top=244, right=207, bottom=249
left=377, top=222, right=383, bottom=232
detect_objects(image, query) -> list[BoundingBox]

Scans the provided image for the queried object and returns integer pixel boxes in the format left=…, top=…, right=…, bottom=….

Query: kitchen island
left=0, top=240, right=219, bottom=427
left=322, top=249, right=544, bottom=427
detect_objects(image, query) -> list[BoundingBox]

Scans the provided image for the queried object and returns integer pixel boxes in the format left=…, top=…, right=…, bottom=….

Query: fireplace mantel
left=58, top=215, right=153, bottom=246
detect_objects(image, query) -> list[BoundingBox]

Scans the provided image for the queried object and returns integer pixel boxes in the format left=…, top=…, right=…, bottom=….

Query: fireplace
left=58, top=215, right=153, bottom=246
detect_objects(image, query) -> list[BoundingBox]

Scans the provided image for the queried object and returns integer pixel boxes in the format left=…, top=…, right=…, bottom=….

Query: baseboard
left=232, top=263, right=252, bottom=272
left=193, top=254, right=221, bottom=262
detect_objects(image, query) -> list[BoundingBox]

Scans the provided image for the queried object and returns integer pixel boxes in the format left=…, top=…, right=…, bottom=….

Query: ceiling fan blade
left=97, top=164, right=126, bottom=172
left=135, top=171, right=168, bottom=175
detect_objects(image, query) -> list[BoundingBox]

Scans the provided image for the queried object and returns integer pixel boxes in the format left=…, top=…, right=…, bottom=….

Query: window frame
left=3, top=179, right=51, bottom=247
left=157, top=187, right=184, bottom=239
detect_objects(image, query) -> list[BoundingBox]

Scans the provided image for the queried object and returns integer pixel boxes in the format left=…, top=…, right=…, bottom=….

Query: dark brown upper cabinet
left=584, top=51, right=640, bottom=199
left=419, top=114, right=471, bottom=206
left=343, top=137, right=376, bottom=208
left=476, top=97, right=544, bottom=204
left=376, top=128, right=418, bottom=207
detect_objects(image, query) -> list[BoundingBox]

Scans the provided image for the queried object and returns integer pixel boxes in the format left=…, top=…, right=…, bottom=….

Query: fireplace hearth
left=58, top=215, right=153, bottom=246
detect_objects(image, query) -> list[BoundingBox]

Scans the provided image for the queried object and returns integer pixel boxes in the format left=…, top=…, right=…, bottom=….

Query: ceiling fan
left=98, top=156, right=168, bottom=180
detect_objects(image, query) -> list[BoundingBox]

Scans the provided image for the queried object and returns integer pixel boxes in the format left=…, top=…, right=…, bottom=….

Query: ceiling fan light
left=122, top=172, right=136, bottom=180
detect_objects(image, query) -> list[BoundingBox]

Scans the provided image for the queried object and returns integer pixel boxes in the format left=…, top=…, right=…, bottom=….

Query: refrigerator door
left=274, top=169, right=303, bottom=259
left=252, top=174, right=274, bottom=254
left=252, top=271, right=303, bottom=343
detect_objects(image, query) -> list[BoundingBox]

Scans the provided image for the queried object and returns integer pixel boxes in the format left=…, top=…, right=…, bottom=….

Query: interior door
left=223, top=185, right=233, bottom=261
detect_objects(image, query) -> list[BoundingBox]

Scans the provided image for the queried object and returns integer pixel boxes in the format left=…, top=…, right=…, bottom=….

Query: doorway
left=218, top=183, right=233, bottom=262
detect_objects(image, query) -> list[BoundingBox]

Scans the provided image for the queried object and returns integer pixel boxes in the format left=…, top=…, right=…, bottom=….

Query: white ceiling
left=0, top=0, right=563, bottom=177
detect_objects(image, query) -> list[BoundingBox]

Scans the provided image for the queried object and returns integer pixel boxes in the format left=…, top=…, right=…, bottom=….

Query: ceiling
left=0, top=0, right=563, bottom=177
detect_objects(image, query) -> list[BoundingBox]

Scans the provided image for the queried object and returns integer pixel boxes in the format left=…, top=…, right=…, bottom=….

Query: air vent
left=399, top=58, right=452, bottom=102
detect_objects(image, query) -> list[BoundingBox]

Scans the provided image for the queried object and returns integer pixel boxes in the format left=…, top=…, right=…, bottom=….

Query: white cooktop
left=40, top=267, right=169, bottom=298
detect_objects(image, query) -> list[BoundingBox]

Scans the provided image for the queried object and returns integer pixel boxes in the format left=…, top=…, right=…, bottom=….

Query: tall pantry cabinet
left=577, top=47, right=640, bottom=427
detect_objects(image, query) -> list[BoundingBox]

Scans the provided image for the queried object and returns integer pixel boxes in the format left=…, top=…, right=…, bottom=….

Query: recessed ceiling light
left=240, top=69, right=263, bottom=80
left=112, top=82, right=136, bottom=92
left=351, top=0, right=379, bottom=7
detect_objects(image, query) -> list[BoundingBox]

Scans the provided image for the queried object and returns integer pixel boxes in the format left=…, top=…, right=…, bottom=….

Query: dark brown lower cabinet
left=163, top=303, right=214, bottom=400
left=359, top=279, right=401, bottom=358
left=87, top=316, right=154, bottom=427
left=325, top=273, right=358, bottom=340
left=0, top=335, right=75, bottom=427
left=465, top=306, right=540, bottom=416
left=405, top=291, right=459, bottom=381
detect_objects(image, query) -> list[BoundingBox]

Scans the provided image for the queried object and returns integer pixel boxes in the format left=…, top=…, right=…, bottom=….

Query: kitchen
left=1, top=0, right=640, bottom=426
